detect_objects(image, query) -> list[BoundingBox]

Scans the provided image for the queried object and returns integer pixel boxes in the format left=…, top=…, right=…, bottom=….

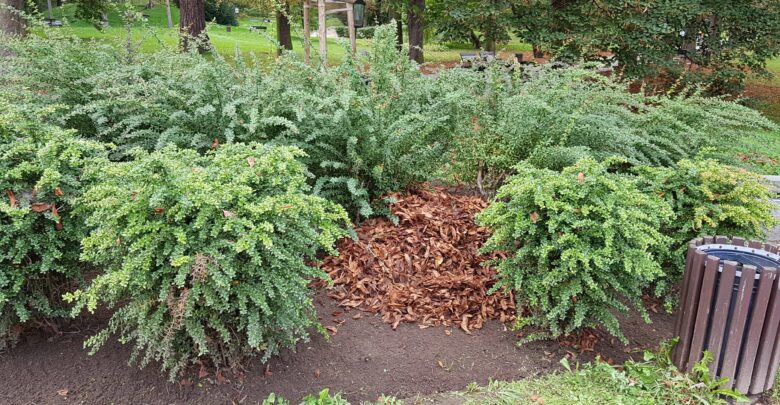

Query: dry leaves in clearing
left=319, top=187, right=515, bottom=333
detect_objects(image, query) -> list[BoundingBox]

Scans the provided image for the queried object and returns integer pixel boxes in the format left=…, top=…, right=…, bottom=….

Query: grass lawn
left=40, top=1, right=530, bottom=64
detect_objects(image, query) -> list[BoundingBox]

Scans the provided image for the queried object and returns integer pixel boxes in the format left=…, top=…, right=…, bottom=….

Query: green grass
left=38, top=1, right=530, bottom=64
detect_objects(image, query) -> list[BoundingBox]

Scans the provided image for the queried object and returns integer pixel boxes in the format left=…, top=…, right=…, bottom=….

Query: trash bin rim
left=696, top=243, right=779, bottom=279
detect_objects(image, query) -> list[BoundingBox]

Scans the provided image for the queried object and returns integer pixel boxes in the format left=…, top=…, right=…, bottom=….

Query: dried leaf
left=215, top=370, right=227, bottom=384
left=530, top=211, right=539, bottom=223
left=223, top=210, right=235, bottom=218
left=577, top=172, right=585, bottom=183
left=5, top=190, right=17, bottom=208
left=198, top=364, right=209, bottom=379
left=57, top=389, right=69, bottom=397
left=211, top=138, right=220, bottom=149
left=313, top=368, right=321, bottom=378
left=54, top=187, right=64, bottom=197
left=247, top=157, right=256, bottom=167
left=326, top=326, right=338, bottom=335
left=31, top=203, right=51, bottom=213
left=153, top=208, right=164, bottom=215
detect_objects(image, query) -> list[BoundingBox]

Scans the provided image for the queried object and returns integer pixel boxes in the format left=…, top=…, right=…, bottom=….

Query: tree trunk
left=469, top=31, right=481, bottom=50
left=0, top=0, right=25, bottom=37
left=165, top=0, right=173, bottom=28
left=407, top=0, right=424, bottom=63
left=46, top=0, right=53, bottom=20
left=276, top=2, right=293, bottom=56
left=179, top=0, right=208, bottom=53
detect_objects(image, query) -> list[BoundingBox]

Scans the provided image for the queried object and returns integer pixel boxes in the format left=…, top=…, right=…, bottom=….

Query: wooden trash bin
left=674, top=236, right=780, bottom=395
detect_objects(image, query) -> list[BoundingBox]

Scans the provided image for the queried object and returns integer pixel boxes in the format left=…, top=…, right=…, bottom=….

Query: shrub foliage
left=65, top=143, right=349, bottom=378
left=0, top=98, right=105, bottom=348
left=477, top=159, right=673, bottom=342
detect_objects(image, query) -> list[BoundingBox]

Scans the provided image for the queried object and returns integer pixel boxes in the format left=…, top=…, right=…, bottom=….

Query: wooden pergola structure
left=302, top=0, right=361, bottom=66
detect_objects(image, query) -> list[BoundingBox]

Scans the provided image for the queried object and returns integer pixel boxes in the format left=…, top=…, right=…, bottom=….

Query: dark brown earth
left=0, top=291, right=674, bottom=405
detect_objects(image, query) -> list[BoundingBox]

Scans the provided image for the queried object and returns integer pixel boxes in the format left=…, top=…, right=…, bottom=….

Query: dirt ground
left=0, top=291, right=674, bottom=405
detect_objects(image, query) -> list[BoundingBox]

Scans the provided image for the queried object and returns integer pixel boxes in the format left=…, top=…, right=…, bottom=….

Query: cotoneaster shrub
left=477, top=159, right=673, bottom=342
left=65, top=143, right=350, bottom=379
left=634, top=157, right=777, bottom=291
left=0, top=96, right=106, bottom=349
left=439, top=65, right=778, bottom=194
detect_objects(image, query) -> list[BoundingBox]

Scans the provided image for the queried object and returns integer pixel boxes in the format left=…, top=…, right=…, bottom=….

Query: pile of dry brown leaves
left=318, top=186, right=515, bottom=333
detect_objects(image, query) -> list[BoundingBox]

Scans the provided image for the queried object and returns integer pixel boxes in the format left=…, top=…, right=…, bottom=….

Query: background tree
left=0, top=0, right=25, bottom=37
left=428, top=0, right=514, bottom=52
left=275, top=0, right=293, bottom=55
left=512, top=0, right=780, bottom=94
left=179, top=0, right=208, bottom=52
left=406, top=0, right=424, bottom=62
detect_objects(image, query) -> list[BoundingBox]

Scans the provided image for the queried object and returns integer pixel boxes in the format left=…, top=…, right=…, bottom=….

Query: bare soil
left=0, top=292, right=674, bottom=405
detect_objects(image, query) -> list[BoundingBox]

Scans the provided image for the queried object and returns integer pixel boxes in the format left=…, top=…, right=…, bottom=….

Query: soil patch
left=0, top=292, right=673, bottom=404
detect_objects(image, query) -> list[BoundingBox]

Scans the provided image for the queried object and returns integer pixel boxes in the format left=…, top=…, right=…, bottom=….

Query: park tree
left=512, top=0, right=780, bottom=94
left=0, top=0, right=25, bottom=36
left=427, top=0, right=514, bottom=52
left=179, top=0, right=209, bottom=52
left=406, top=0, right=424, bottom=63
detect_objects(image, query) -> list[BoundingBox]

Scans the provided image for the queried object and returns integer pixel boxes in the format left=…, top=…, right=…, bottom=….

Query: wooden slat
left=715, top=235, right=729, bottom=244
left=704, top=236, right=714, bottom=244
left=751, top=268, right=780, bottom=394
left=675, top=243, right=698, bottom=335
left=732, top=237, right=746, bottom=247
left=686, top=255, right=720, bottom=371
left=675, top=250, right=708, bottom=368
left=720, top=265, right=757, bottom=389
left=750, top=240, right=764, bottom=249
left=736, top=270, right=776, bottom=394
left=706, top=261, right=738, bottom=375
left=766, top=243, right=779, bottom=254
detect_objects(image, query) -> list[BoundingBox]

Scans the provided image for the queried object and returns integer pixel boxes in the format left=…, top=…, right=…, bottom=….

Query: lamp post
left=302, top=0, right=364, bottom=67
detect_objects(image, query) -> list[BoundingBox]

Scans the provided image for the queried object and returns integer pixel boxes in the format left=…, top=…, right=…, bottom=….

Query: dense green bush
left=635, top=157, right=777, bottom=290
left=3, top=25, right=460, bottom=219
left=0, top=97, right=106, bottom=349
left=334, top=26, right=376, bottom=39
left=65, top=143, right=349, bottom=379
left=477, top=159, right=673, bottom=342
left=440, top=65, right=778, bottom=194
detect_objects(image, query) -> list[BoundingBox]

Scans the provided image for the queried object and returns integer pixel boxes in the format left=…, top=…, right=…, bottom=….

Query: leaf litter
left=318, top=187, right=515, bottom=333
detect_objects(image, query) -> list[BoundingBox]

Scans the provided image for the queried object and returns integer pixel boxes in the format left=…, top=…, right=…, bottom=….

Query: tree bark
left=165, top=0, right=173, bottom=28
left=407, top=0, right=424, bottom=63
left=0, top=0, right=25, bottom=37
left=276, top=2, right=293, bottom=56
left=179, top=0, right=208, bottom=53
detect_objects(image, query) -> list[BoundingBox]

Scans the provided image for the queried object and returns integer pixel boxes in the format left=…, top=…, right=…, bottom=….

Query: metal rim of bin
left=674, top=236, right=780, bottom=395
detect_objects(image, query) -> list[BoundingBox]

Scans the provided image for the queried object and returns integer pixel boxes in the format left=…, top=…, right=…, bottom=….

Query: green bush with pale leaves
left=65, top=143, right=350, bottom=379
left=477, top=158, right=673, bottom=342
left=0, top=96, right=106, bottom=349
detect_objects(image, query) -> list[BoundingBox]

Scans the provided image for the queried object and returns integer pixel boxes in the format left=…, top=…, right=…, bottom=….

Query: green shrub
left=476, top=158, right=673, bottom=342
left=635, top=157, right=777, bottom=291
left=440, top=65, right=778, bottom=194
left=0, top=97, right=106, bottom=349
left=334, top=26, right=376, bottom=39
left=4, top=25, right=459, bottom=219
left=65, top=143, right=350, bottom=379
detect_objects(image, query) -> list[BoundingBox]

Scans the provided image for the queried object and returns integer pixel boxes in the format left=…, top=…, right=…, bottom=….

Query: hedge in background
left=477, top=159, right=673, bottom=342
left=65, top=143, right=350, bottom=379
left=0, top=98, right=106, bottom=349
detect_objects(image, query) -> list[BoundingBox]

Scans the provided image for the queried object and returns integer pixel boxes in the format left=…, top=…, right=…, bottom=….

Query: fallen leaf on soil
left=351, top=313, right=362, bottom=320
left=264, top=364, right=273, bottom=377
left=326, top=326, right=338, bottom=335
left=215, top=370, right=227, bottom=384
left=314, top=368, right=321, bottom=378
left=31, top=203, right=51, bottom=212
left=57, top=389, right=69, bottom=397
left=199, top=364, right=209, bottom=379
left=180, top=378, right=192, bottom=387
left=317, top=186, right=515, bottom=332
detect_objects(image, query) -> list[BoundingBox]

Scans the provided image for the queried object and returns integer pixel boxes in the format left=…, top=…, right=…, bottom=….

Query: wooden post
left=317, top=0, right=327, bottom=67
left=346, top=2, right=356, bottom=55
left=303, top=0, right=311, bottom=65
